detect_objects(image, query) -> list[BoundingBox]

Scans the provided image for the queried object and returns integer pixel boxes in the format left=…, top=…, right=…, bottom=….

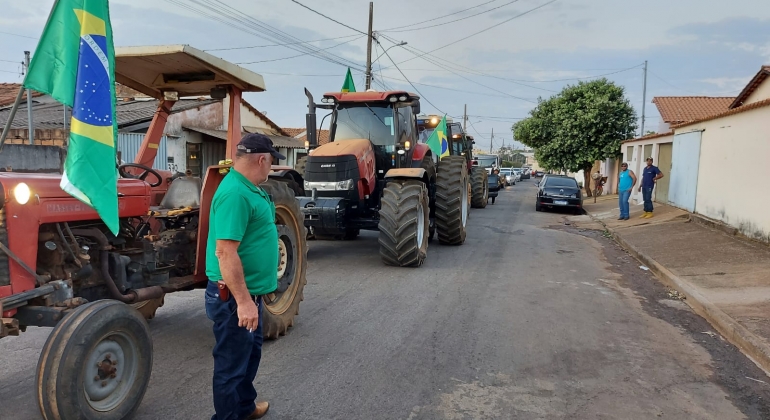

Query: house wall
left=165, top=101, right=223, bottom=135
left=0, top=144, right=64, bottom=172
left=166, top=131, right=203, bottom=174
left=621, top=133, right=674, bottom=204
left=680, top=105, right=770, bottom=242
left=744, top=79, right=770, bottom=105
left=223, top=95, right=274, bottom=133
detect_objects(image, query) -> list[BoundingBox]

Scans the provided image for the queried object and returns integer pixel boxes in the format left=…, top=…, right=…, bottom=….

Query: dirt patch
left=553, top=222, right=770, bottom=420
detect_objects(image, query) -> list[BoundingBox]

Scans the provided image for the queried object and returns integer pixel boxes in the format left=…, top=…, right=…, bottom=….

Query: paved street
left=2, top=180, right=769, bottom=420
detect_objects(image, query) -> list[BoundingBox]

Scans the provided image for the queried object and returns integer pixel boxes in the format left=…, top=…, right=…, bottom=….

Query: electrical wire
left=237, top=35, right=365, bottom=64
left=648, top=70, right=703, bottom=95
left=0, top=31, right=37, bottom=40
left=289, top=0, right=368, bottom=35
left=383, top=0, right=522, bottom=33
left=0, top=59, right=20, bottom=64
left=380, top=46, right=446, bottom=115
left=380, top=0, right=498, bottom=32
left=204, top=34, right=361, bottom=51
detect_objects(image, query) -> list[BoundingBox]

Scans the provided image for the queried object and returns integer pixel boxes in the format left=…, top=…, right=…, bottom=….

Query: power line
left=383, top=0, right=522, bottom=33
left=648, top=70, right=703, bottom=95
left=289, top=0, right=367, bottom=35
left=237, top=35, right=365, bottom=64
left=379, top=0, right=498, bottom=32
left=204, top=34, right=361, bottom=51
left=394, top=0, right=558, bottom=65
left=0, top=70, right=20, bottom=74
left=0, top=31, right=37, bottom=40
left=0, top=59, right=21, bottom=64
left=380, top=46, right=446, bottom=115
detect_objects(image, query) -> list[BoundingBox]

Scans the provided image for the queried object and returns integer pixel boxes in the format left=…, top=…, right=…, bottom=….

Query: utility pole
left=364, top=2, right=374, bottom=90
left=463, top=104, right=467, bottom=132
left=489, top=127, right=494, bottom=154
left=641, top=60, right=648, bottom=137
left=24, top=51, right=33, bottom=145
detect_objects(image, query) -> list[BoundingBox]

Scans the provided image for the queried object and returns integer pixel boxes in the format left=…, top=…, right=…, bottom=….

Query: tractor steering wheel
left=118, top=163, right=163, bottom=187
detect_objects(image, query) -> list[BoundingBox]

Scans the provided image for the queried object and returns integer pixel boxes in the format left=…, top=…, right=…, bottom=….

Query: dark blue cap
left=237, top=133, right=286, bottom=160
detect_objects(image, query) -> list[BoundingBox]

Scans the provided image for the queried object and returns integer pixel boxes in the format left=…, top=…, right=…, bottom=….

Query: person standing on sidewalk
left=638, top=157, right=664, bottom=218
left=618, top=162, right=637, bottom=220
left=205, top=133, right=286, bottom=420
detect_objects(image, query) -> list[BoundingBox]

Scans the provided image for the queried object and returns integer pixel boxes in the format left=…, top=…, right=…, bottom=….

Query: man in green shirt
left=204, top=133, right=283, bottom=420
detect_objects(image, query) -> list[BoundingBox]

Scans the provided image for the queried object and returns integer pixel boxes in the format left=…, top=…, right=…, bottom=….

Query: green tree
left=513, top=79, right=637, bottom=195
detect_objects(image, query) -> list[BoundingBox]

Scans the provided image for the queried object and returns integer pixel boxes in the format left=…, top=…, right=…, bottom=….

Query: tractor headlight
left=336, top=179, right=354, bottom=190
left=404, top=140, right=411, bottom=151
left=14, top=182, right=30, bottom=205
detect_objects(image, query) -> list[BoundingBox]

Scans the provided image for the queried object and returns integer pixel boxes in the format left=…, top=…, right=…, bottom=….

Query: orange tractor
left=0, top=46, right=307, bottom=420
left=298, top=89, right=470, bottom=266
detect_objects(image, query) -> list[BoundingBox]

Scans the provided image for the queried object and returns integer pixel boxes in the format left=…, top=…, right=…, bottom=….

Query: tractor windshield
left=334, top=104, right=396, bottom=146
left=475, top=156, right=498, bottom=168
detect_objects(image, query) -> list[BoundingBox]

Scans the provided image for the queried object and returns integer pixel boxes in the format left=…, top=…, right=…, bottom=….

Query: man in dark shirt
left=638, top=157, right=664, bottom=218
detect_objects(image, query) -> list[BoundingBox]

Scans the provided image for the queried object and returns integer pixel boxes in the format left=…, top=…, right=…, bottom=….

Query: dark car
left=487, top=172, right=502, bottom=204
left=535, top=171, right=545, bottom=177
left=536, top=175, right=583, bottom=214
left=520, top=169, right=530, bottom=180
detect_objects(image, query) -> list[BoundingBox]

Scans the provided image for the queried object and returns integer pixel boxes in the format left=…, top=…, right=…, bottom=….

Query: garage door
left=669, top=131, right=702, bottom=212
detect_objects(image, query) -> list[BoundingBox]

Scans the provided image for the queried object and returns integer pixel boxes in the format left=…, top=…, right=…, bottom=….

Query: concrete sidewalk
left=575, top=195, right=770, bottom=375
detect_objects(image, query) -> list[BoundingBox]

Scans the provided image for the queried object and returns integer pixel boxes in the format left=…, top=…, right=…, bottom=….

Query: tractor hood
left=0, top=173, right=151, bottom=200
left=310, top=139, right=372, bottom=160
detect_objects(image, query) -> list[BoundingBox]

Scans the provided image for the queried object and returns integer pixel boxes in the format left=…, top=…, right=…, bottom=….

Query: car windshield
left=335, top=104, right=395, bottom=146
left=500, top=169, right=512, bottom=174
left=475, top=156, right=498, bottom=167
left=545, top=177, right=578, bottom=188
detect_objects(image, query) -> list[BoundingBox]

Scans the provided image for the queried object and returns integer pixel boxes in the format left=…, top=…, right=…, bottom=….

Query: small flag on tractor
left=341, top=67, right=356, bottom=93
left=24, top=0, right=120, bottom=235
left=426, top=115, right=450, bottom=159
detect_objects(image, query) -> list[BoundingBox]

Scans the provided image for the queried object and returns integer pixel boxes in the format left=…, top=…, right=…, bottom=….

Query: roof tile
left=652, top=96, right=734, bottom=124
left=283, top=127, right=330, bottom=145
left=0, top=83, right=45, bottom=107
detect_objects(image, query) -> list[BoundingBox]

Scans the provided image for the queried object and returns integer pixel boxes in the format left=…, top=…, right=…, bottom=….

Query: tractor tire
left=131, top=295, right=165, bottom=320
left=260, top=180, right=308, bottom=339
left=419, top=154, right=437, bottom=242
left=37, top=300, right=152, bottom=420
left=295, top=155, right=307, bottom=178
left=435, top=156, right=469, bottom=245
left=470, top=167, right=488, bottom=209
left=378, top=180, right=429, bottom=267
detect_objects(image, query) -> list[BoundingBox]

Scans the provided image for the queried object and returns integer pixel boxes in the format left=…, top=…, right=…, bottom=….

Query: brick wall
left=3, top=128, right=68, bottom=146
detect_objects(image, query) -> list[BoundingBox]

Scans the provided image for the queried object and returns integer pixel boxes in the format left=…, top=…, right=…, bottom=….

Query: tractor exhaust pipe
left=304, top=88, right=318, bottom=150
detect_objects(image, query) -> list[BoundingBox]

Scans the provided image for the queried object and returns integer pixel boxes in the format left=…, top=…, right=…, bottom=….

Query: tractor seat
left=159, top=176, right=203, bottom=209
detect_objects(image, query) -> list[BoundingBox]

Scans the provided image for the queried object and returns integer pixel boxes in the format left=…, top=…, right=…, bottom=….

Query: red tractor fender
left=411, top=143, right=431, bottom=163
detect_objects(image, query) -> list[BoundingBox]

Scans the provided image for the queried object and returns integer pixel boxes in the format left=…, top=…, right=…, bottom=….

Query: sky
left=1, top=0, right=769, bottom=152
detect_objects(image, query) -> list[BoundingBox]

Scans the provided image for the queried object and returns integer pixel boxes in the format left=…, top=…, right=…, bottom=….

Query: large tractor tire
left=378, top=180, right=430, bottom=267
left=260, top=180, right=308, bottom=339
left=470, top=167, right=488, bottom=209
left=435, top=156, right=469, bottom=245
left=295, top=155, right=307, bottom=178
left=419, top=154, right=437, bottom=242
left=37, top=300, right=152, bottom=420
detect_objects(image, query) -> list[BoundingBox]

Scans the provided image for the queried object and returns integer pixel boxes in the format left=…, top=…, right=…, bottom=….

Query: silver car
left=500, top=168, right=516, bottom=186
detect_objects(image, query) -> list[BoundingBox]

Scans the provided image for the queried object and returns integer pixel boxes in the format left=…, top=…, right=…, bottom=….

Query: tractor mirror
left=411, top=102, right=420, bottom=115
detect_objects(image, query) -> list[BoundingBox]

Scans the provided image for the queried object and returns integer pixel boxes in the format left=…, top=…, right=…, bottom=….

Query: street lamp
left=372, top=41, right=407, bottom=64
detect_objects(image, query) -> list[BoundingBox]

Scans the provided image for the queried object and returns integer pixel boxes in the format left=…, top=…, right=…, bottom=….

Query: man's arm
left=655, top=168, right=664, bottom=181
left=216, top=239, right=259, bottom=331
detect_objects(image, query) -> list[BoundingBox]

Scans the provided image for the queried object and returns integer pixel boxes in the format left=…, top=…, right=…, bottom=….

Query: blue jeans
left=618, top=189, right=631, bottom=218
left=205, top=281, right=263, bottom=420
left=642, top=187, right=654, bottom=213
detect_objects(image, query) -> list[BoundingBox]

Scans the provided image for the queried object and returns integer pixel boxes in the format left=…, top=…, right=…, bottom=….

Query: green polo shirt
left=206, top=168, right=278, bottom=296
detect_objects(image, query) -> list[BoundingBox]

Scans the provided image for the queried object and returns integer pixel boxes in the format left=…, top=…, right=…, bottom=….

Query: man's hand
left=237, top=300, right=259, bottom=332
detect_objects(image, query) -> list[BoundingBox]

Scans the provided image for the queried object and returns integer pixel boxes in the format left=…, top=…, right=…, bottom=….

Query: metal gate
left=669, top=131, right=702, bottom=212
left=117, top=133, right=168, bottom=170
left=201, top=141, right=226, bottom=171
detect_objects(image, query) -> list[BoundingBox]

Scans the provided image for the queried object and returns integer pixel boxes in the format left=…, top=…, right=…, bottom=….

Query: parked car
left=535, top=175, right=583, bottom=214
left=520, top=168, right=530, bottom=180
left=535, top=170, right=545, bottom=177
left=500, top=168, right=515, bottom=186
left=512, top=168, right=523, bottom=182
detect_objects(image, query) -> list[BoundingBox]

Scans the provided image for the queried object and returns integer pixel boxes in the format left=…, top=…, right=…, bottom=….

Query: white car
left=500, top=168, right=516, bottom=185
left=512, top=168, right=523, bottom=182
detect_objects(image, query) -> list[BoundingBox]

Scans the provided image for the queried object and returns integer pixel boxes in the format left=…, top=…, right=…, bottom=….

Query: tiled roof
left=622, top=131, right=674, bottom=144
left=240, top=99, right=288, bottom=137
left=0, top=83, right=45, bottom=107
left=283, top=127, right=331, bottom=145
left=730, top=65, right=770, bottom=109
left=652, top=96, right=735, bottom=124
left=673, top=97, right=770, bottom=129
left=0, top=98, right=219, bottom=130
left=183, top=125, right=305, bottom=149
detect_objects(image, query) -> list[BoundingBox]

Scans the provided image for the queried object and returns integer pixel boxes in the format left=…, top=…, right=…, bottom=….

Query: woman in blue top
left=618, top=162, right=637, bottom=220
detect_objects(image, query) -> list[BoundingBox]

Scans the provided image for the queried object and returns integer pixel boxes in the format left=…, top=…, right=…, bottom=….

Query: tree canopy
left=512, top=79, right=637, bottom=173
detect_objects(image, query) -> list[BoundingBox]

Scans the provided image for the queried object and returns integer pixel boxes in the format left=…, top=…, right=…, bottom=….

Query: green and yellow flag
left=24, top=0, right=119, bottom=234
left=341, top=67, right=356, bottom=93
left=425, top=115, right=450, bottom=158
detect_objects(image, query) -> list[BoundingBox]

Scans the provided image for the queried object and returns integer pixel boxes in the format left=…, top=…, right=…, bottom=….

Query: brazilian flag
left=425, top=115, right=450, bottom=158
left=341, top=67, right=356, bottom=93
left=24, top=0, right=119, bottom=234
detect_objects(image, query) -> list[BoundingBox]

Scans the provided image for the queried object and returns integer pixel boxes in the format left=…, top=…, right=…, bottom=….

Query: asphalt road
left=2, top=179, right=769, bottom=419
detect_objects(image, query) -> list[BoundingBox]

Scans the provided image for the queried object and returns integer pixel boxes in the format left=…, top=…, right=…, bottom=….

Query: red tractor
left=0, top=46, right=307, bottom=420
left=417, top=115, right=489, bottom=209
left=299, top=89, right=469, bottom=266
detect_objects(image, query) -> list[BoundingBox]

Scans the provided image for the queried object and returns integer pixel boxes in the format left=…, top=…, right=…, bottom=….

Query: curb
left=586, top=212, right=770, bottom=377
